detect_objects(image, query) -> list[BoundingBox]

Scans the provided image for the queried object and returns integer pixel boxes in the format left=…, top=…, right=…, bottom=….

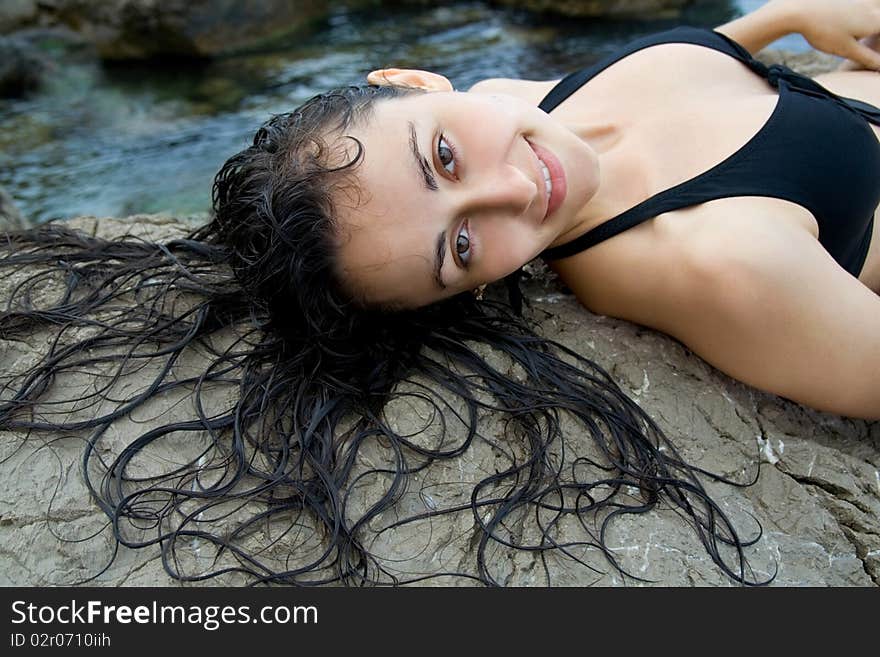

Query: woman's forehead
left=333, top=121, right=441, bottom=305
left=341, top=100, right=438, bottom=213
left=361, top=90, right=450, bottom=131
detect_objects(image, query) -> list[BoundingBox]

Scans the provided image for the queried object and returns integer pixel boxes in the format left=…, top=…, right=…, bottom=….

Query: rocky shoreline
left=0, top=214, right=877, bottom=586
left=1, top=1, right=695, bottom=61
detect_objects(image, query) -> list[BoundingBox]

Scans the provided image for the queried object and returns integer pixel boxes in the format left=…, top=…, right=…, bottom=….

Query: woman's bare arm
left=715, top=0, right=795, bottom=54
left=718, top=0, right=880, bottom=70
left=636, top=207, right=880, bottom=420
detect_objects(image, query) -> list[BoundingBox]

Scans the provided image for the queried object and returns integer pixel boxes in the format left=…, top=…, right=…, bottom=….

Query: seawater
left=0, top=1, right=810, bottom=223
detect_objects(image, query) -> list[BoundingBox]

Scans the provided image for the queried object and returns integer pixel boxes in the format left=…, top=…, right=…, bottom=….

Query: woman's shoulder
left=467, top=77, right=560, bottom=105
left=465, top=33, right=745, bottom=108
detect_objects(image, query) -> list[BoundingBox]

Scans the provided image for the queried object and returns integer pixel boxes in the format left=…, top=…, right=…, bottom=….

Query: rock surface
left=0, top=0, right=39, bottom=34
left=0, top=214, right=877, bottom=587
left=0, top=0, right=330, bottom=59
left=0, top=34, right=48, bottom=97
left=490, top=0, right=691, bottom=18
left=1, top=1, right=699, bottom=59
left=0, top=186, right=27, bottom=229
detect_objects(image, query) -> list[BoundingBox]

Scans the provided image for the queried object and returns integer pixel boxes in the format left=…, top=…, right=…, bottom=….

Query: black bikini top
left=538, top=27, right=880, bottom=278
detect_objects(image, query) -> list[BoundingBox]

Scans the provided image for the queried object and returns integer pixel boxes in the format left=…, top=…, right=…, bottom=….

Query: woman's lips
left=527, top=140, right=567, bottom=223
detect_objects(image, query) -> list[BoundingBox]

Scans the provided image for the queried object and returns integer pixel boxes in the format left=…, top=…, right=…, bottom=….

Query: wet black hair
left=0, top=84, right=769, bottom=585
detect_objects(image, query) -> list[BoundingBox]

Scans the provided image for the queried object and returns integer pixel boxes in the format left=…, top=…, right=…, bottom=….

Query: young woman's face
left=334, top=86, right=599, bottom=308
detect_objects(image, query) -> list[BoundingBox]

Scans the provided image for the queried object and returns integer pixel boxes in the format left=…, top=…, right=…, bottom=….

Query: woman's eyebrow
left=434, top=230, right=447, bottom=290
left=408, top=121, right=438, bottom=191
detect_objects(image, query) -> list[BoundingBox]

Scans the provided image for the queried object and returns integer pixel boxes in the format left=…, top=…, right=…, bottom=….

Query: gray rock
left=6, top=0, right=332, bottom=59
left=0, top=0, right=39, bottom=34
left=757, top=48, right=843, bottom=77
left=0, top=34, right=47, bottom=97
left=0, top=214, right=876, bottom=587
left=0, top=186, right=27, bottom=229
left=0, top=1, right=701, bottom=60
left=489, top=0, right=691, bottom=18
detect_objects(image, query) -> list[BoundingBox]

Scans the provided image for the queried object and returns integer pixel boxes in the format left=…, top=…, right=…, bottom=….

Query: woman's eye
left=437, top=135, right=456, bottom=176
left=455, top=221, right=471, bottom=267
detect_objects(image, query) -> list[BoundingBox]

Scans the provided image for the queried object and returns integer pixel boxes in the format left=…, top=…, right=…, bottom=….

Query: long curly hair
left=0, top=84, right=767, bottom=586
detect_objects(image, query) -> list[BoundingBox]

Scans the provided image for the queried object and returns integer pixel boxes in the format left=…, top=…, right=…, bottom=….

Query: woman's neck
left=564, top=118, right=651, bottom=235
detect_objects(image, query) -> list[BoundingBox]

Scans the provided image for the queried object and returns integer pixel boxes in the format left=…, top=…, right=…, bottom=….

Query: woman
left=0, top=0, right=876, bottom=586
left=342, top=0, right=880, bottom=420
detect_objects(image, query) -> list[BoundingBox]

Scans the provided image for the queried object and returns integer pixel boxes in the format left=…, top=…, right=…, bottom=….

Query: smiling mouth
left=525, top=139, right=551, bottom=221
left=526, top=139, right=566, bottom=222
left=538, top=159, right=553, bottom=200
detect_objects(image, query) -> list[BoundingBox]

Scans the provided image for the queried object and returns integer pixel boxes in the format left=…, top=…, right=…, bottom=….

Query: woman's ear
left=366, top=68, right=454, bottom=91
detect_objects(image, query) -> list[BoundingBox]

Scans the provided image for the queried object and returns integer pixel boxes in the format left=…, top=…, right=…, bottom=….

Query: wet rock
left=0, top=215, right=877, bottom=587
left=489, top=0, right=691, bottom=19
left=10, top=0, right=331, bottom=60
left=0, top=0, right=39, bottom=34
left=757, top=48, right=842, bottom=77
left=0, top=186, right=27, bottom=229
left=0, top=35, right=47, bottom=97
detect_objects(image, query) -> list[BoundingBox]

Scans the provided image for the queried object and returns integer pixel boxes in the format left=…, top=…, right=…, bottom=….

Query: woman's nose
left=457, top=163, right=537, bottom=217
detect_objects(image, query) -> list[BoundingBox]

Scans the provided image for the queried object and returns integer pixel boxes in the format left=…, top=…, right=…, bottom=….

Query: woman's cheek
left=478, top=225, right=540, bottom=282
